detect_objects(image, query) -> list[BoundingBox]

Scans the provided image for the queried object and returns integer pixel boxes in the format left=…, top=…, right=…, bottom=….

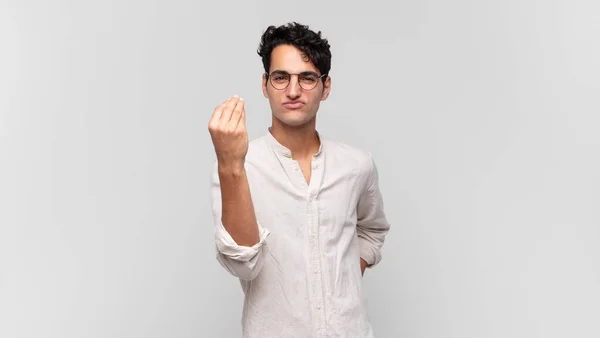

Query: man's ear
left=321, top=75, right=331, bottom=101
left=262, top=73, right=269, bottom=98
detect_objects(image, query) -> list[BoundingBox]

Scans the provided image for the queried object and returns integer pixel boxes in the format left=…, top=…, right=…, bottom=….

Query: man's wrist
left=218, top=160, right=245, bottom=177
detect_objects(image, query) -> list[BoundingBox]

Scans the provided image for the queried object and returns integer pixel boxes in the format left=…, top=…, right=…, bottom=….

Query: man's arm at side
left=357, top=154, right=391, bottom=274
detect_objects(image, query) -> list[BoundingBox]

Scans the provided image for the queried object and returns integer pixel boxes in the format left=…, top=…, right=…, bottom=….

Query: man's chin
left=274, top=113, right=314, bottom=128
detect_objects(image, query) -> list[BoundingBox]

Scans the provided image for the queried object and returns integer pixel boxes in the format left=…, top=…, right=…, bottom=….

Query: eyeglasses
left=267, top=70, right=326, bottom=90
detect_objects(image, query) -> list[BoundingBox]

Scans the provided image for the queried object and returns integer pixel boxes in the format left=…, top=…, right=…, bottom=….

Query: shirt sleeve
left=210, top=161, right=270, bottom=281
left=356, top=154, right=391, bottom=268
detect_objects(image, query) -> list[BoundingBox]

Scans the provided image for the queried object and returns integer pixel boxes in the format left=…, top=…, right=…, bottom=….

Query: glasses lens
left=299, top=74, right=319, bottom=90
left=270, top=72, right=289, bottom=89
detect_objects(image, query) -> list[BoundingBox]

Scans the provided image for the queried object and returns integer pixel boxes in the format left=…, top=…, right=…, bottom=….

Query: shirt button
left=316, top=304, right=321, bottom=310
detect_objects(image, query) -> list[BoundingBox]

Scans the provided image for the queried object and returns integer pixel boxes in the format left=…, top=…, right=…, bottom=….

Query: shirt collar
left=264, top=127, right=324, bottom=158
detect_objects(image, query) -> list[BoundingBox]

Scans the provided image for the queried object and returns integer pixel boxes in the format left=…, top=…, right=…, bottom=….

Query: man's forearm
left=219, top=165, right=260, bottom=247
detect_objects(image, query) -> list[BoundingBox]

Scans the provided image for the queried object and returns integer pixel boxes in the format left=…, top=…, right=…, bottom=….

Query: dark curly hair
left=257, top=22, right=331, bottom=84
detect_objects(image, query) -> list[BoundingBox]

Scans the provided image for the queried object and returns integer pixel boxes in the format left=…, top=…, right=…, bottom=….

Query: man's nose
left=286, top=75, right=301, bottom=98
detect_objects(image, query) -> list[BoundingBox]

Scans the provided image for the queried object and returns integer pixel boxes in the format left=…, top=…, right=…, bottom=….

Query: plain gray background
left=1, top=0, right=599, bottom=337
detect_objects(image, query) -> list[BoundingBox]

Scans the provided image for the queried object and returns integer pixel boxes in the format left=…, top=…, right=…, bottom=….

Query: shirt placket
left=307, top=154, right=326, bottom=337
left=278, top=148, right=328, bottom=337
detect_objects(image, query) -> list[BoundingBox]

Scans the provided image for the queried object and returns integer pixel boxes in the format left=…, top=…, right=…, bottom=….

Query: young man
left=208, top=22, right=390, bottom=337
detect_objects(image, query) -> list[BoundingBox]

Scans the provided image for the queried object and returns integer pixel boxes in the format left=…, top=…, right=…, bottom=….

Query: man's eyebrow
left=271, top=69, right=319, bottom=75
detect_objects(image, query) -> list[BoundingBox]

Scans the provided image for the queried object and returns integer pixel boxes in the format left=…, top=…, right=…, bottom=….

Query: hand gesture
left=208, top=95, right=248, bottom=171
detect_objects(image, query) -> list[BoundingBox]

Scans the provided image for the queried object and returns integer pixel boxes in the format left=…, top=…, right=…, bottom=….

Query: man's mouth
left=282, top=101, right=304, bottom=109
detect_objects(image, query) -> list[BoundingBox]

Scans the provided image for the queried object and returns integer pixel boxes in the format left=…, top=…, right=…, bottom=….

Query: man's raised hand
left=208, top=95, right=248, bottom=172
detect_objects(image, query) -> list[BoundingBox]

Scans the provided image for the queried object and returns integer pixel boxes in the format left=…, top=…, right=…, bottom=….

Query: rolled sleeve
left=214, top=219, right=270, bottom=280
left=356, top=154, right=391, bottom=268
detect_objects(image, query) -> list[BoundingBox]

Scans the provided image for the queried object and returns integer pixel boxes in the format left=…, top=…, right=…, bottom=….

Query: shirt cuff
left=359, top=238, right=382, bottom=267
left=215, top=220, right=270, bottom=262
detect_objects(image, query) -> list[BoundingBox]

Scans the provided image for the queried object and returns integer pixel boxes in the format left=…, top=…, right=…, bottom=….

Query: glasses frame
left=266, top=71, right=327, bottom=91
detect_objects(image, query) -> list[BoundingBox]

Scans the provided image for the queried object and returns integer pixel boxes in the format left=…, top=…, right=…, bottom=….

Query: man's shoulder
left=246, top=133, right=271, bottom=158
left=322, top=137, right=375, bottom=172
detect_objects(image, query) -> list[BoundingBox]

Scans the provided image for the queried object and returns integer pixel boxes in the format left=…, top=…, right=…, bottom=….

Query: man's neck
left=269, top=118, right=320, bottom=161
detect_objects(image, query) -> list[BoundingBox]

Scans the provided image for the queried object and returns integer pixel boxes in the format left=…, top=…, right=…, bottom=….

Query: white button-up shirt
left=211, top=130, right=390, bottom=338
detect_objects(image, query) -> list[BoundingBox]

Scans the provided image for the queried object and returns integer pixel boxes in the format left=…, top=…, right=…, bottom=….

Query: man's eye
left=302, top=77, right=317, bottom=83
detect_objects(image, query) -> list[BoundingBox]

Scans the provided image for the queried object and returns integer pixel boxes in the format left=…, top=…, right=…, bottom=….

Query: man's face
left=262, top=44, right=331, bottom=127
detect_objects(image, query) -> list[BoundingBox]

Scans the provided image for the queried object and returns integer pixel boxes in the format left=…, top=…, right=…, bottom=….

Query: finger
left=220, top=95, right=240, bottom=124
left=220, top=95, right=234, bottom=106
left=240, top=106, right=246, bottom=126
left=210, top=95, right=235, bottom=124
left=235, top=109, right=247, bottom=133
left=223, top=96, right=244, bottom=126
left=229, top=98, right=246, bottom=130
left=209, top=103, right=226, bottom=126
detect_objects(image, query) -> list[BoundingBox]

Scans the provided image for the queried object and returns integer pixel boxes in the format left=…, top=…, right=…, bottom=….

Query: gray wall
left=1, top=0, right=599, bottom=337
